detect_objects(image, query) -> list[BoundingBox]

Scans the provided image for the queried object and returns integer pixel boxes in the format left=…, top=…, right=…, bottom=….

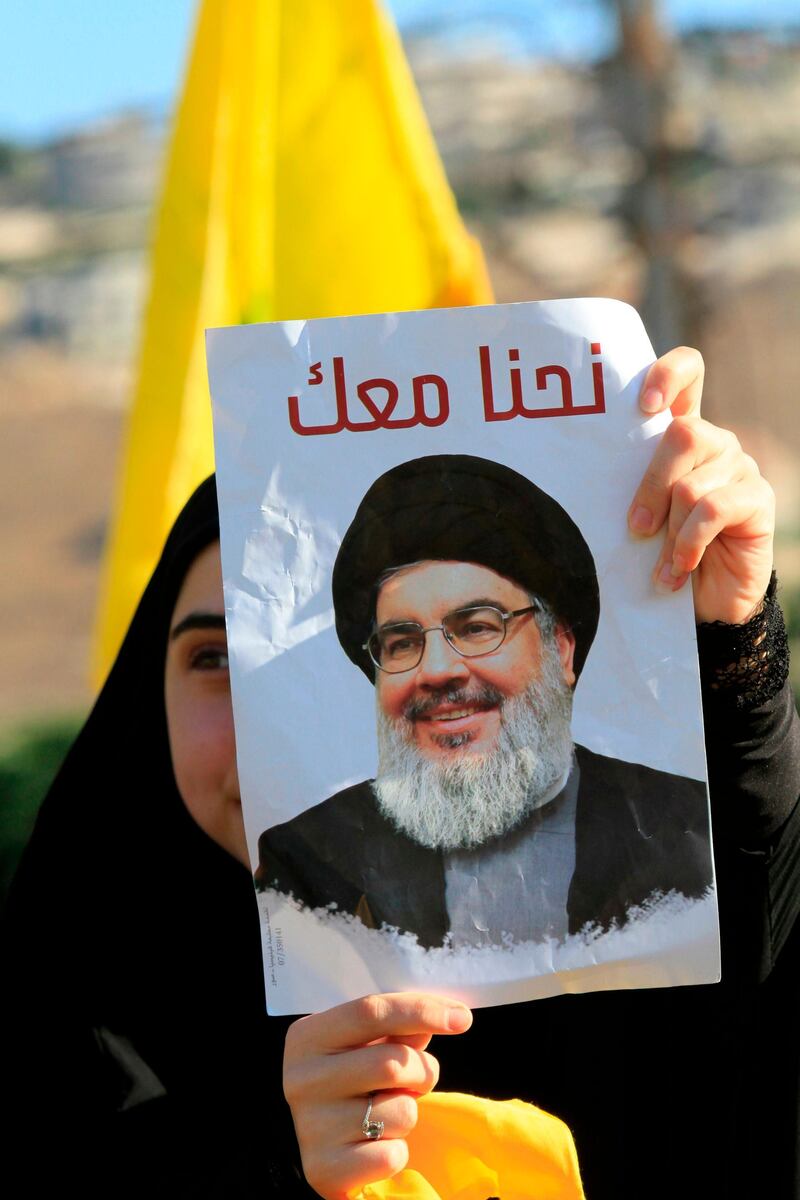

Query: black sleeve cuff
left=697, top=572, right=788, bottom=712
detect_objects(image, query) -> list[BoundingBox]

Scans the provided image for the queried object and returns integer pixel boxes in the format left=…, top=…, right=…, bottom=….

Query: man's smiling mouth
left=419, top=706, right=484, bottom=722
left=405, top=686, right=505, bottom=726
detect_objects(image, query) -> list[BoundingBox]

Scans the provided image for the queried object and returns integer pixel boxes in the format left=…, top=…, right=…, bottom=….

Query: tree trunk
left=613, top=0, right=687, bottom=354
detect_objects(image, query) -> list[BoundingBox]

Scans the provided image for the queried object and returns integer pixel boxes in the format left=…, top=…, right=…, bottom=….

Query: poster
left=206, top=298, right=719, bottom=1015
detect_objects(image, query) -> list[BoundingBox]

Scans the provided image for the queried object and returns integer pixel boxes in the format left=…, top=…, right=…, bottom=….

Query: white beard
left=372, top=636, right=574, bottom=851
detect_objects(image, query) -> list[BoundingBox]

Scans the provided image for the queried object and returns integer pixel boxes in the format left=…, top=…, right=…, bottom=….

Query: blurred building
left=16, top=251, right=145, bottom=358
left=46, top=112, right=161, bottom=210
left=0, top=112, right=160, bottom=365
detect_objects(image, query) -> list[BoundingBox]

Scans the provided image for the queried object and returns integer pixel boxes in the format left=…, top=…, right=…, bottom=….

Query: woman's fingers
left=302, top=1133, right=411, bottom=1200
left=287, top=992, right=471, bottom=1057
left=657, top=471, right=764, bottom=578
left=287, top=1038, right=440, bottom=1103
left=626, top=397, right=774, bottom=622
left=654, top=477, right=776, bottom=620
left=301, top=1089, right=421, bottom=1148
left=283, top=993, right=473, bottom=1200
left=628, top=418, right=742, bottom=539
left=386, top=1031, right=435, bottom=1052
left=288, top=1060, right=429, bottom=1200
left=638, top=346, right=705, bottom=417
left=297, top=1091, right=419, bottom=1194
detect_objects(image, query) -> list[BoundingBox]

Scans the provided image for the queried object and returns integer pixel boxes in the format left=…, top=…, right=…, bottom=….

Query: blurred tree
left=0, top=140, right=19, bottom=174
left=609, top=0, right=689, bottom=355
left=0, top=717, right=81, bottom=911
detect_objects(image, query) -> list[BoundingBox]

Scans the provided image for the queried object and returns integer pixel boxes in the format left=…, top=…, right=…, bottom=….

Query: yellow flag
left=92, top=0, right=493, bottom=683
left=356, top=1092, right=585, bottom=1200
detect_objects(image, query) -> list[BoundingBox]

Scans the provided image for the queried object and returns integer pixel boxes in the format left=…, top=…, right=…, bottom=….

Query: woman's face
left=164, top=540, right=248, bottom=865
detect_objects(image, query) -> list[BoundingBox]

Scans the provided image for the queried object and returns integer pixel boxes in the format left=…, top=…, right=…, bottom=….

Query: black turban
left=332, top=454, right=600, bottom=683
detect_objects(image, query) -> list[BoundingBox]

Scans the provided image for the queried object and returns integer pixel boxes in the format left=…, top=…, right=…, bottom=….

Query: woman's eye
left=189, top=645, right=229, bottom=671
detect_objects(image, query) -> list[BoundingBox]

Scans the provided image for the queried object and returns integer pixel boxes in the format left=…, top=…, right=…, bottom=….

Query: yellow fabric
left=92, top=0, right=493, bottom=683
left=357, top=1091, right=585, bottom=1200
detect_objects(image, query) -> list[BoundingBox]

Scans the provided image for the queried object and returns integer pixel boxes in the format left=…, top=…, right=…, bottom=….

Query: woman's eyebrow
left=170, top=612, right=227, bottom=640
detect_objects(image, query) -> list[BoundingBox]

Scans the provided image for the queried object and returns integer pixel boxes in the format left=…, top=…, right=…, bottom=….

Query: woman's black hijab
left=2, top=476, right=302, bottom=1193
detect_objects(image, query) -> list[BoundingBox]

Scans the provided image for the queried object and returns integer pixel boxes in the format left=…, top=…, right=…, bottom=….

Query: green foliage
left=0, top=715, right=83, bottom=909
left=0, top=140, right=19, bottom=174
left=781, top=583, right=800, bottom=643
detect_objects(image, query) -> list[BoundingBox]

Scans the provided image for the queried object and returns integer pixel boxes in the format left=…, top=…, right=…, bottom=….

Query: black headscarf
left=2, top=477, right=309, bottom=1196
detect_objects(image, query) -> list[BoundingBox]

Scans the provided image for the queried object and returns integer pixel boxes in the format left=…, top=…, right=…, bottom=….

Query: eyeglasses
left=364, top=602, right=541, bottom=674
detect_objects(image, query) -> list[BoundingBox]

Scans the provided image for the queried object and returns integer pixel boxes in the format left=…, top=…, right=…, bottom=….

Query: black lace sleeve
left=697, top=572, right=788, bottom=711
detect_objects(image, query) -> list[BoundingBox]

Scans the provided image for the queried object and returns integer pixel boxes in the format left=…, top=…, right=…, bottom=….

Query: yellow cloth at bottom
left=356, top=1091, right=585, bottom=1200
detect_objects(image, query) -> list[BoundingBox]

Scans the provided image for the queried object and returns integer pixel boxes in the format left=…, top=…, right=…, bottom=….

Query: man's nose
left=415, top=629, right=470, bottom=686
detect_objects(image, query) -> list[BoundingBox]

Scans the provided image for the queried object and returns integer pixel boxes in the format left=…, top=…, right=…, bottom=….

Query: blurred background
left=2, top=0, right=799, bottom=898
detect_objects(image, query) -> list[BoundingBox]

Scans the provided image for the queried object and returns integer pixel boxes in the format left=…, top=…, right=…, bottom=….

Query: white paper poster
left=206, top=298, right=720, bottom=1015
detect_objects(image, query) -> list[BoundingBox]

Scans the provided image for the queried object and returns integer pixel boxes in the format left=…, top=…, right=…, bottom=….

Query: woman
left=4, top=348, right=798, bottom=1198
left=2, top=479, right=578, bottom=1200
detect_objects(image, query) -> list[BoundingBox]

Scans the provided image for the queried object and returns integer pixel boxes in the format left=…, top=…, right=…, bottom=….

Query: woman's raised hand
left=284, top=992, right=472, bottom=1199
left=631, top=346, right=775, bottom=624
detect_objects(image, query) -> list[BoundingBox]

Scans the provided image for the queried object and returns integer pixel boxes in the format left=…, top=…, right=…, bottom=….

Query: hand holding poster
left=206, top=299, right=719, bottom=1014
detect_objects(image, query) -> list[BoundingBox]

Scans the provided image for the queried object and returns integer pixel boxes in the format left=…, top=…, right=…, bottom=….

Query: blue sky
left=1, top=1, right=797, bottom=141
